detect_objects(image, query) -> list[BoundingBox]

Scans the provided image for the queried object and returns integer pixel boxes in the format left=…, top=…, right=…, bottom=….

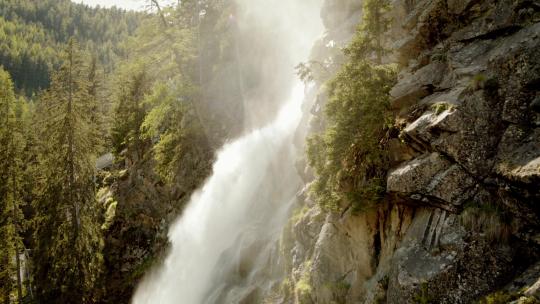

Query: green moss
left=477, top=285, right=540, bottom=303
left=281, top=277, right=294, bottom=299
left=295, top=260, right=313, bottom=301
left=413, top=283, right=434, bottom=304
left=118, top=169, right=129, bottom=179
left=96, top=187, right=109, bottom=202
left=477, top=290, right=527, bottom=304
left=101, top=200, right=118, bottom=231
left=296, top=278, right=312, bottom=295
left=430, top=102, right=455, bottom=115
left=470, top=73, right=487, bottom=90
left=290, top=205, right=309, bottom=224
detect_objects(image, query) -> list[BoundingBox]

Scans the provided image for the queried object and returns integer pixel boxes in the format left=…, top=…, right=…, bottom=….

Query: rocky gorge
left=91, top=1, right=540, bottom=303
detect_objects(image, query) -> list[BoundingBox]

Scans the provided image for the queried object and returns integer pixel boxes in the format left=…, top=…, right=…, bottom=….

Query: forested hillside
left=0, top=0, right=144, bottom=95
left=0, top=0, right=260, bottom=302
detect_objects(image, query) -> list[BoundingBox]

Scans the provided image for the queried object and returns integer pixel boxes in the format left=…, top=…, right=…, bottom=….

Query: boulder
left=387, top=153, right=476, bottom=208
left=496, top=126, right=540, bottom=184
left=390, top=61, right=447, bottom=110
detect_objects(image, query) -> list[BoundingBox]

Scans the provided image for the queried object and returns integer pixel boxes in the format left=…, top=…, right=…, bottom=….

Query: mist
left=204, top=0, right=324, bottom=132
left=131, top=0, right=323, bottom=303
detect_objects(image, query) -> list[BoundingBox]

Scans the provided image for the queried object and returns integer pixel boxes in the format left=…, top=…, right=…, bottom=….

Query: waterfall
left=132, top=1, right=323, bottom=303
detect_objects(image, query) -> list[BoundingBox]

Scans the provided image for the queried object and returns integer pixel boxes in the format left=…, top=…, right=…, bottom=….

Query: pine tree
left=32, top=39, right=103, bottom=304
left=86, top=56, right=107, bottom=154
left=307, top=0, right=396, bottom=211
left=110, top=66, right=151, bottom=160
left=141, top=80, right=211, bottom=185
left=0, top=67, right=26, bottom=304
left=347, top=0, right=391, bottom=64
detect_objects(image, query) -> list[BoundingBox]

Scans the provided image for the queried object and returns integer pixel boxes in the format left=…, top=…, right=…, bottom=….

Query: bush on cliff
left=307, top=0, right=396, bottom=211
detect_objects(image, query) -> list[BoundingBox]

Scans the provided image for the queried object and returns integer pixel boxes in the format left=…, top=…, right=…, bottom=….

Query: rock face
left=278, top=0, right=540, bottom=303
left=97, top=142, right=212, bottom=303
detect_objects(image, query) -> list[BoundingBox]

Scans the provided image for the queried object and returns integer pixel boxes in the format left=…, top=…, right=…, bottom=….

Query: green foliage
left=346, top=0, right=392, bottom=63
left=111, top=65, right=152, bottom=159
left=295, top=60, right=331, bottom=84
left=306, top=0, right=396, bottom=211
left=121, top=1, right=235, bottom=141
left=290, top=205, right=310, bottom=225
left=430, top=102, right=455, bottom=115
left=0, top=0, right=145, bottom=95
left=32, top=40, right=103, bottom=304
left=114, top=3, right=215, bottom=185
left=430, top=51, right=448, bottom=63
left=479, top=291, right=515, bottom=304
left=0, top=16, right=59, bottom=95
left=0, top=67, right=27, bottom=303
left=125, top=14, right=197, bottom=81
left=476, top=290, right=538, bottom=304
left=413, top=283, right=434, bottom=304
left=280, top=277, right=294, bottom=299
left=295, top=260, right=313, bottom=302
left=296, top=62, right=315, bottom=83
left=141, top=81, right=211, bottom=185
left=101, top=198, right=118, bottom=231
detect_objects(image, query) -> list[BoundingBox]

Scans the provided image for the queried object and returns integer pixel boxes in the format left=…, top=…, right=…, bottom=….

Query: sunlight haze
left=74, top=0, right=175, bottom=11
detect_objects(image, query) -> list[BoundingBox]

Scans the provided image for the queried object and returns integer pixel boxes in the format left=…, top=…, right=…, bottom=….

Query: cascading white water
left=133, top=1, right=323, bottom=303
left=133, top=84, right=304, bottom=304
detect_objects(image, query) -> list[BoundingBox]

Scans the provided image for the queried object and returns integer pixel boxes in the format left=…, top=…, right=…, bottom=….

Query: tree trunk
left=150, top=0, right=168, bottom=27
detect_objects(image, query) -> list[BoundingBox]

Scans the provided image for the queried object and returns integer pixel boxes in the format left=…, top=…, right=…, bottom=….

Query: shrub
left=307, top=60, right=396, bottom=211
left=305, top=0, right=397, bottom=212
left=295, top=260, right=313, bottom=302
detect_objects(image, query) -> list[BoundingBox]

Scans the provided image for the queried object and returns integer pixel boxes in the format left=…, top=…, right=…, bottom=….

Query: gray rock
left=446, top=0, right=475, bottom=15
left=495, top=126, right=540, bottom=184
left=390, top=61, right=447, bottom=110
left=387, top=152, right=476, bottom=207
left=430, top=92, right=504, bottom=177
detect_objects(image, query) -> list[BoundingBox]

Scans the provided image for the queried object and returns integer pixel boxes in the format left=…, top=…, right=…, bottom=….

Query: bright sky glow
left=74, top=0, right=176, bottom=11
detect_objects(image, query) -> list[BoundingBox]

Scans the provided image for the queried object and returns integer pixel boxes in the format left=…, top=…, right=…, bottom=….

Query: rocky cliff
left=281, top=0, right=540, bottom=303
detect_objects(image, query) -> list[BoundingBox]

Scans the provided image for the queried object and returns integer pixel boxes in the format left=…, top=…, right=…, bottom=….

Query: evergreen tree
left=86, top=56, right=107, bottom=153
left=110, top=66, right=151, bottom=160
left=32, top=39, right=102, bottom=304
left=347, top=0, right=391, bottom=64
left=307, top=0, right=396, bottom=211
left=0, top=0, right=145, bottom=95
left=141, top=80, right=211, bottom=185
left=0, top=67, right=26, bottom=304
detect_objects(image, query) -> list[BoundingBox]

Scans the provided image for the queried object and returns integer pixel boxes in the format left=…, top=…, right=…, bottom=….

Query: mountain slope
left=0, top=0, right=145, bottom=95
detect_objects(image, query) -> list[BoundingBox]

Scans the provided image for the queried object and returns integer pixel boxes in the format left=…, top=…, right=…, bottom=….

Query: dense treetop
left=0, top=0, right=145, bottom=95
